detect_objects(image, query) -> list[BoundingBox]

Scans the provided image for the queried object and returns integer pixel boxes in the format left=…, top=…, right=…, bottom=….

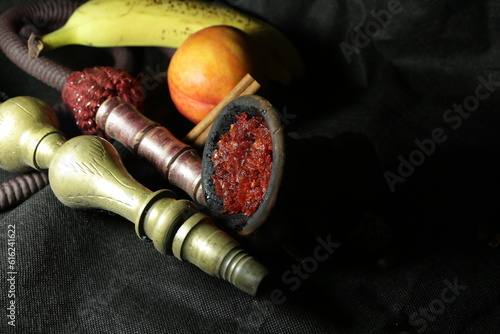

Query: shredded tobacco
left=211, top=112, right=273, bottom=216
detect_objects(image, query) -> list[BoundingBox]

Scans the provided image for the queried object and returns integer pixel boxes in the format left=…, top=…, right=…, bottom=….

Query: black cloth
left=1, top=0, right=500, bottom=333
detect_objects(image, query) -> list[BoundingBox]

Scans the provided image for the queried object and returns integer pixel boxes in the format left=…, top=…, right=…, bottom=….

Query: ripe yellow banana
left=28, top=0, right=304, bottom=84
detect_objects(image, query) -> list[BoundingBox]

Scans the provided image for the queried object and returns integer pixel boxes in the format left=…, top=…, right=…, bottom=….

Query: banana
left=28, top=0, right=305, bottom=84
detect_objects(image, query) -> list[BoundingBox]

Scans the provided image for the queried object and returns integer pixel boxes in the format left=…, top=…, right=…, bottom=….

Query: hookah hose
left=0, top=1, right=140, bottom=210
left=0, top=171, right=49, bottom=211
left=0, top=0, right=137, bottom=91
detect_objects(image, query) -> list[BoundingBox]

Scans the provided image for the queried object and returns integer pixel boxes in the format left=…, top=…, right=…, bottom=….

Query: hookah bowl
left=201, top=95, right=381, bottom=263
left=0, top=96, right=269, bottom=296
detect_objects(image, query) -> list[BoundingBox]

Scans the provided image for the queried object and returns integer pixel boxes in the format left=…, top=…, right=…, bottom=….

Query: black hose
left=0, top=172, right=49, bottom=211
left=0, top=1, right=136, bottom=91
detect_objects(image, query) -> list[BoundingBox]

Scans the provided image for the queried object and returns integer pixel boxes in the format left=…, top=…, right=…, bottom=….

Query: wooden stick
left=191, top=79, right=261, bottom=148
left=183, top=73, right=260, bottom=147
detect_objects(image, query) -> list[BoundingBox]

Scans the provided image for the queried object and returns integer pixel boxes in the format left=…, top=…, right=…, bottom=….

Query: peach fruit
left=167, top=25, right=265, bottom=124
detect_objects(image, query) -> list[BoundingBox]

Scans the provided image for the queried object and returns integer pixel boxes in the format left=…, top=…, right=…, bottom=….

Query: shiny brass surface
left=0, top=96, right=64, bottom=172
left=0, top=96, right=268, bottom=296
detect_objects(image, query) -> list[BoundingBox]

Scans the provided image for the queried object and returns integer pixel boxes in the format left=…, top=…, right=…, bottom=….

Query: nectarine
left=167, top=25, right=265, bottom=124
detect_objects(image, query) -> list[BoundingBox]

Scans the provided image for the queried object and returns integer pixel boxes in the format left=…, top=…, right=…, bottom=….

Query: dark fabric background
left=1, top=0, right=500, bottom=333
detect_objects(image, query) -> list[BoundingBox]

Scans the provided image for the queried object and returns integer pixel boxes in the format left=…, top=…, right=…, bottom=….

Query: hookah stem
left=0, top=0, right=136, bottom=92
left=95, top=75, right=259, bottom=204
left=0, top=96, right=269, bottom=295
left=97, top=97, right=206, bottom=206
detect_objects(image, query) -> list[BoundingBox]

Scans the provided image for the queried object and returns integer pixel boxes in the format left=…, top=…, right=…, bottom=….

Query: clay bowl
left=202, top=95, right=285, bottom=237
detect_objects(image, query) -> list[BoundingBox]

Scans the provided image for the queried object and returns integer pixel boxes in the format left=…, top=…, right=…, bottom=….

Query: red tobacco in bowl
left=211, top=112, right=273, bottom=216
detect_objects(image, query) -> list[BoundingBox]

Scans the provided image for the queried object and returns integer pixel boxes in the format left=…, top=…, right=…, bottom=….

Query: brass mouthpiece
left=0, top=96, right=268, bottom=295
